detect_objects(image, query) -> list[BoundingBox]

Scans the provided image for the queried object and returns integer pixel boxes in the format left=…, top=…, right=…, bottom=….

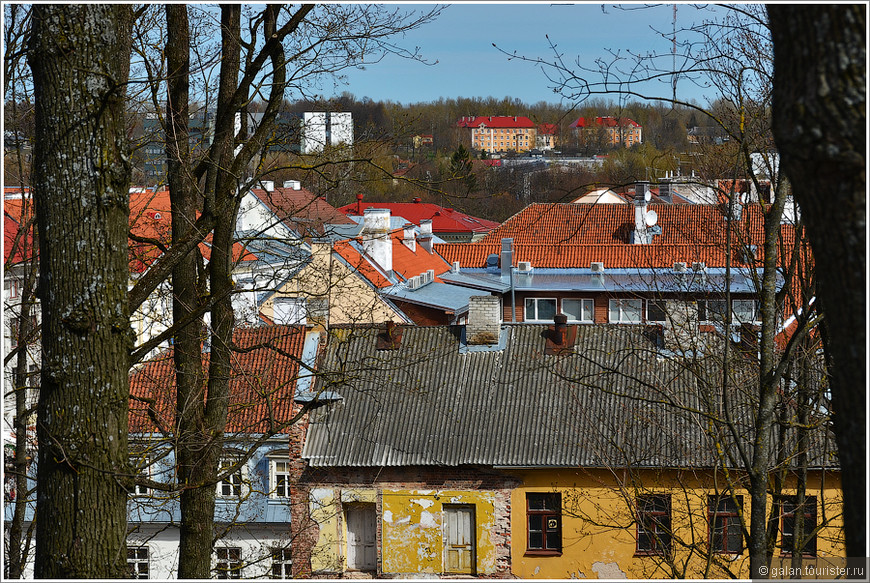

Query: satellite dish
left=644, top=189, right=652, bottom=202
left=645, top=210, right=658, bottom=227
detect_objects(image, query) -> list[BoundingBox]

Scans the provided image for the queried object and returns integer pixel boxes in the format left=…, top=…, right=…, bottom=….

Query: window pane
left=732, top=300, right=758, bottom=323
left=623, top=300, right=642, bottom=323
left=537, top=299, right=557, bottom=321
left=563, top=299, right=593, bottom=322
left=647, top=300, right=667, bottom=322
left=528, top=531, right=543, bottom=549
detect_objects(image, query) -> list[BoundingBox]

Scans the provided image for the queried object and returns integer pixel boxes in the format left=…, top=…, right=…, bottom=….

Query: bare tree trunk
left=28, top=5, right=134, bottom=578
left=768, top=4, right=866, bottom=558
left=164, top=5, right=217, bottom=579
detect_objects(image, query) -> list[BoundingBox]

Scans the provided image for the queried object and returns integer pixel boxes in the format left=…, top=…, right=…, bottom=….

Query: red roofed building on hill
left=457, top=115, right=537, bottom=153
left=570, top=116, right=642, bottom=148
left=339, top=194, right=499, bottom=243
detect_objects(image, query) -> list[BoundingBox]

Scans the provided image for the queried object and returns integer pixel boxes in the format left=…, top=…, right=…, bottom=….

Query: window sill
left=524, top=550, right=562, bottom=557
left=634, top=551, right=669, bottom=558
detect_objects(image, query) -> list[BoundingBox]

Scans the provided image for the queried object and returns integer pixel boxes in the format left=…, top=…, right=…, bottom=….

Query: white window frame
left=215, top=546, right=243, bottom=579
left=732, top=299, right=760, bottom=324
left=269, top=455, right=291, bottom=499
left=561, top=298, right=594, bottom=323
left=216, top=455, right=246, bottom=499
left=127, top=545, right=150, bottom=579
left=270, top=546, right=293, bottom=579
left=272, top=296, right=307, bottom=325
left=130, top=455, right=151, bottom=497
left=608, top=298, right=643, bottom=324
left=524, top=297, right=558, bottom=322
left=698, top=299, right=729, bottom=324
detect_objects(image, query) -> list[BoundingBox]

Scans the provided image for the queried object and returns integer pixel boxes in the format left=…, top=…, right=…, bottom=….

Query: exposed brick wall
left=467, top=295, right=501, bottom=344
left=298, top=465, right=521, bottom=579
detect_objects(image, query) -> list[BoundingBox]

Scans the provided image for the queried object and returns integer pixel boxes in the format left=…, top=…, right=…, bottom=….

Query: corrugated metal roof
left=303, top=325, right=835, bottom=470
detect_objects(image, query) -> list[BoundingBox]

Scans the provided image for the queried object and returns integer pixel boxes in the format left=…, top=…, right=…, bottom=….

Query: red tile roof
left=3, top=199, right=35, bottom=266
left=251, top=186, right=355, bottom=238
left=436, top=243, right=749, bottom=270
left=338, top=198, right=499, bottom=236
left=537, top=123, right=559, bottom=135
left=334, top=230, right=453, bottom=288
left=129, top=325, right=308, bottom=434
left=570, top=116, right=642, bottom=128
left=129, top=189, right=256, bottom=273
left=478, top=202, right=775, bottom=248
left=456, top=115, right=535, bottom=129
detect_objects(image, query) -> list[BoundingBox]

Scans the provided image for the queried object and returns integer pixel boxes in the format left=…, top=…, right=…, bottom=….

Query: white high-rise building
left=301, top=111, right=353, bottom=154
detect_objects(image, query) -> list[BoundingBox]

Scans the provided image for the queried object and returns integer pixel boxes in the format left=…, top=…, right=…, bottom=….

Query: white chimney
left=401, top=223, right=416, bottom=252
left=633, top=181, right=651, bottom=245
left=283, top=180, right=301, bottom=190
left=361, top=208, right=392, bottom=272
left=261, top=180, right=275, bottom=192
left=418, top=219, right=434, bottom=253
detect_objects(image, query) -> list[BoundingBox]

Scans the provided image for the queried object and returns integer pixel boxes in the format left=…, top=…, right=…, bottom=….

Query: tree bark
left=28, top=5, right=134, bottom=578
left=768, top=4, right=866, bottom=558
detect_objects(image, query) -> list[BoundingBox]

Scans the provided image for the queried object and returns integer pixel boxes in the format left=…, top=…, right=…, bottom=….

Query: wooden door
left=346, top=504, right=377, bottom=571
left=444, top=505, right=475, bottom=574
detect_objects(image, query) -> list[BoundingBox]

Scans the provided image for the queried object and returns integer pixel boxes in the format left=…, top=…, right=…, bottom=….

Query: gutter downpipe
left=511, top=266, right=516, bottom=322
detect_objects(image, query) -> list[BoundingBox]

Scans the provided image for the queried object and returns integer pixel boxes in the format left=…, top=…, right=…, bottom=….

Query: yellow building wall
left=309, top=487, right=503, bottom=577
left=511, top=468, right=844, bottom=579
left=260, top=242, right=401, bottom=326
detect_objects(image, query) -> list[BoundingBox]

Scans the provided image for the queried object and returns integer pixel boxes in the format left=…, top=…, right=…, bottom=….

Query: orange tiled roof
left=436, top=243, right=751, bottom=270
left=333, top=231, right=452, bottom=289
left=478, top=203, right=778, bottom=247
left=129, top=325, right=307, bottom=434
left=129, top=189, right=256, bottom=273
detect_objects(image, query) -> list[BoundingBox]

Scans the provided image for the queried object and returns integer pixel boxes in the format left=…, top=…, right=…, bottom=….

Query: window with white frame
left=525, top=297, right=557, bottom=322
left=562, top=299, right=594, bottom=323
left=217, top=455, right=244, bottom=498
left=127, top=546, right=150, bottom=579
left=269, top=456, right=291, bottom=499
left=214, top=546, right=243, bottom=579
left=608, top=299, right=643, bottom=324
left=130, top=455, right=151, bottom=496
left=732, top=300, right=760, bottom=324
left=698, top=299, right=728, bottom=323
left=270, top=547, right=292, bottom=579
left=272, top=296, right=307, bottom=325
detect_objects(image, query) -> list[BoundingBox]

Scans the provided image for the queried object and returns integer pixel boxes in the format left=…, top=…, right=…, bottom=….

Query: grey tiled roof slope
left=304, top=325, right=835, bottom=470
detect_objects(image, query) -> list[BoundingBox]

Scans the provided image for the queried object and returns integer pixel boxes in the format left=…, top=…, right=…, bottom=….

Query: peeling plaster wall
left=381, top=489, right=500, bottom=576
left=510, top=468, right=844, bottom=579
left=301, top=467, right=517, bottom=578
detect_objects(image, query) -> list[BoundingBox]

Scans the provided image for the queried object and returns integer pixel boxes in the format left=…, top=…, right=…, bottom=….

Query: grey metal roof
left=381, top=281, right=485, bottom=313
left=452, top=267, right=776, bottom=294
left=303, top=324, right=835, bottom=470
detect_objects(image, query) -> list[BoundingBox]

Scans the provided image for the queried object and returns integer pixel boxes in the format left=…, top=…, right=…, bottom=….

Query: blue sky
left=330, top=3, right=720, bottom=107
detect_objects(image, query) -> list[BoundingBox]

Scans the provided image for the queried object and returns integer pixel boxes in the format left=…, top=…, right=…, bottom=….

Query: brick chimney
left=466, top=295, right=501, bottom=345
left=361, top=208, right=392, bottom=272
